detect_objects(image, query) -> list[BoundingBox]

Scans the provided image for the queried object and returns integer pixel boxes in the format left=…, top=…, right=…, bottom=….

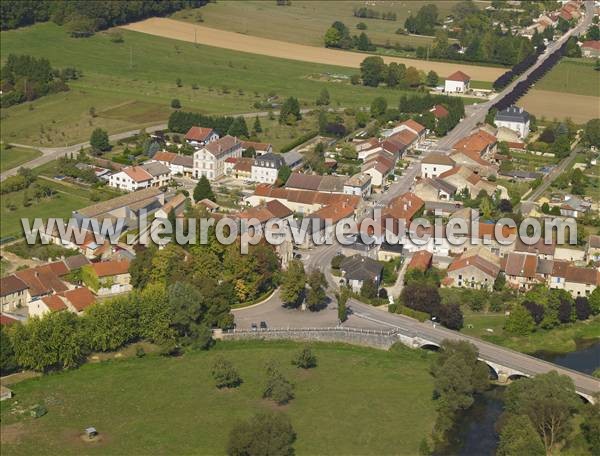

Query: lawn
left=0, top=340, right=437, bottom=455
left=171, top=0, right=464, bottom=48
left=1, top=173, right=121, bottom=240
left=0, top=145, right=42, bottom=173
left=1, top=22, right=448, bottom=147
left=535, top=58, right=600, bottom=97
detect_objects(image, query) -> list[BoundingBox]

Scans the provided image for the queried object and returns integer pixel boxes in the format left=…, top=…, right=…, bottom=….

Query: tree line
left=324, top=21, right=375, bottom=52
left=0, top=54, right=80, bottom=107
left=1, top=1, right=208, bottom=33
left=353, top=7, right=396, bottom=21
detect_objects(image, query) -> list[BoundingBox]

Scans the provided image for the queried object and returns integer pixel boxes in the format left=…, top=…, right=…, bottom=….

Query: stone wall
left=219, top=327, right=400, bottom=350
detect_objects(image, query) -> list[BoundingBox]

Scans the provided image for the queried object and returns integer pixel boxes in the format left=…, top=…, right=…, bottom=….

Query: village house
left=224, top=157, right=253, bottom=180
left=141, top=161, right=172, bottom=188
left=340, top=255, right=383, bottom=293
left=83, top=260, right=132, bottom=296
left=196, top=198, right=220, bottom=213
left=343, top=173, right=372, bottom=198
left=108, top=166, right=153, bottom=191
left=444, top=70, right=471, bottom=93
left=406, top=250, right=433, bottom=272
left=283, top=150, right=304, bottom=170
left=251, top=153, right=285, bottom=184
left=155, top=193, right=187, bottom=220
left=563, top=266, right=600, bottom=297
left=430, top=104, right=449, bottom=121
left=185, top=126, right=219, bottom=148
left=421, top=153, right=455, bottom=179
left=302, top=201, right=357, bottom=248
left=587, top=235, right=600, bottom=262
left=285, top=172, right=347, bottom=194
left=438, top=166, right=498, bottom=198
left=494, top=106, right=530, bottom=139
left=414, top=177, right=457, bottom=202
left=0, top=275, right=30, bottom=312
left=445, top=248, right=501, bottom=291
left=362, top=155, right=395, bottom=187
left=241, top=140, right=273, bottom=156
left=387, top=119, right=427, bottom=147
left=560, top=195, right=591, bottom=218
left=581, top=40, right=600, bottom=58
left=152, top=151, right=194, bottom=177
left=503, top=252, right=540, bottom=290
left=245, top=184, right=360, bottom=215
left=193, top=135, right=242, bottom=181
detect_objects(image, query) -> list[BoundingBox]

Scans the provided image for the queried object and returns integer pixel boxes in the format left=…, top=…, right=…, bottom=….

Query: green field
left=0, top=145, right=42, bottom=173
left=0, top=341, right=437, bottom=455
left=535, top=58, right=600, bottom=97
left=0, top=23, right=456, bottom=147
left=172, top=1, right=463, bottom=48
left=1, top=175, right=121, bottom=240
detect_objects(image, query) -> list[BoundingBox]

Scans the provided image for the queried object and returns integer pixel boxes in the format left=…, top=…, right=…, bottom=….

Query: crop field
left=520, top=90, right=600, bottom=124
left=0, top=341, right=437, bottom=455
left=123, top=18, right=504, bottom=82
left=534, top=58, right=600, bottom=97
left=0, top=23, right=481, bottom=147
left=170, top=0, right=466, bottom=48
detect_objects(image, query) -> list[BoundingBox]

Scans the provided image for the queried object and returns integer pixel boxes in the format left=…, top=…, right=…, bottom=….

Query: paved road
left=347, top=299, right=599, bottom=398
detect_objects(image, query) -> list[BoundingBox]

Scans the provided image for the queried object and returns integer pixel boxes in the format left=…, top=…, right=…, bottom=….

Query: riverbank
left=463, top=313, right=600, bottom=355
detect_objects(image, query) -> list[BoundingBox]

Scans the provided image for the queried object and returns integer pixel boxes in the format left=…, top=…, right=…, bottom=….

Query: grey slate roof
left=495, top=106, right=530, bottom=124
left=254, top=152, right=285, bottom=169
left=340, top=254, right=383, bottom=282
left=142, top=161, right=171, bottom=177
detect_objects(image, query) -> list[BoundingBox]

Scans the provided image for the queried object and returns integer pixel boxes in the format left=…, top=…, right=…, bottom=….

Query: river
left=453, top=341, right=600, bottom=456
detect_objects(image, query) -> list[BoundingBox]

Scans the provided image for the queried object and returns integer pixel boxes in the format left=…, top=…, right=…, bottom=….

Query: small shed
left=85, top=427, right=98, bottom=439
left=0, top=385, right=13, bottom=401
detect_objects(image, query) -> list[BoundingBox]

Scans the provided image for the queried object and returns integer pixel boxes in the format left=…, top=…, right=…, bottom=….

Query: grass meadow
left=171, top=0, right=463, bottom=48
left=0, top=340, right=437, bottom=455
left=2, top=23, right=436, bottom=147
left=0, top=145, right=41, bottom=173
left=535, top=58, right=600, bottom=97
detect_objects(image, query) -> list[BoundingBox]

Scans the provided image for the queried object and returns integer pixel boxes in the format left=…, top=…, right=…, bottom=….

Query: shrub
left=263, top=362, right=294, bottom=405
left=171, top=98, right=181, bottom=109
left=212, top=356, right=242, bottom=388
left=291, top=346, right=317, bottom=369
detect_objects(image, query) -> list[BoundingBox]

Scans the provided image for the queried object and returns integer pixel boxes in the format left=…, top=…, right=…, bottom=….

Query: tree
left=277, top=165, right=291, bottom=186
left=253, top=115, right=262, bottom=133
left=402, top=67, right=419, bottom=87
left=292, top=346, right=317, bottom=369
left=589, top=287, right=600, bottom=315
left=430, top=340, right=489, bottom=445
left=336, top=287, right=349, bottom=322
left=212, top=356, right=242, bottom=388
left=504, top=304, right=535, bottom=335
left=426, top=70, right=439, bottom=87
left=193, top=175, right=215, bottom=202
left=370, top=96, right=388, bottom=117
left=90, top=127, right=110, bottom=153
left=485, top=108, right=497, bottom=126
left=263, top=362, right=294, bottom=405
left=227, top=116, right=249, bottom=138
left=324, top=26, right=343, bottom=48
left=280, top=260, right=306, bottom=307
left=504, top=372, right=580, bottom=453
left=386, top=62, right=406, bottom=87
left=360, top=56, right=386, bottom=87
left=227, top=411, right=296, bottom=456
left=0, top=326, right=17, bottom=375
left=316, top=88, right=330, bottom=106
left=583, top=118, right=600, bottom=148
left=306, top=269, right=327, bottom=311
left=360, top=278, right=378, bottom=299
left=279, top=97, right=301, bottom=124
left=581, top=398, right=600, bottom=455
left=171, top=98, right=181, bottom=109
left=497, top=415, right=545, bottom=456
left=438, top=302, right=463, bottom=330
left=575, top=297, right=591, bottom=321
left=401, top=282, right=441, bottom=315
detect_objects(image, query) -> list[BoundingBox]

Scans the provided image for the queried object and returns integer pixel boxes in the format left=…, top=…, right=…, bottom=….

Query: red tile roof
left=384, top=192, right=424, bottom=221
left=407, top=250, right=433, bottom=271
left=448, top=254, right=500, bottom=278
left=90, top=260, right=130, bottom=278
left=309, top=201, right=355, bottom=224
left=0, top=275, right=28, bottom=297
left=452, top=130, right=496, bottom=156
left=504, top=252, right=537, bottom=278
left=41, top=295, right=67, bottom=312
left=431, top=104, right=449, bottom=119
left=62, top=287, right=96, bottom=312
left=124, top=166, right=153, bottom=183
left=446, top=70, right=471, bottom=82
left=564, top=266, right=600, bottom=285
left=241, top=141, right=272, bottom=151
left=153, top=151, right=178, bottom=163
left=0, top=315, right=19, bottom=326
left=399, top=119, right=426, bottom=135
left=185, top=126, right=215, bottom=142
left=390, top=129, right=418, bottom=147
left=582, top=40, right=600, bottom=51
left=15, top=264, right=68, bottom=297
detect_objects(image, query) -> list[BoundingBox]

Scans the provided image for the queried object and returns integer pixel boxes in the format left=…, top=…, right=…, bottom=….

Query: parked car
left=260, top=321, right=267, bottom=330
left=251, top=323, right=258, bottom=331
